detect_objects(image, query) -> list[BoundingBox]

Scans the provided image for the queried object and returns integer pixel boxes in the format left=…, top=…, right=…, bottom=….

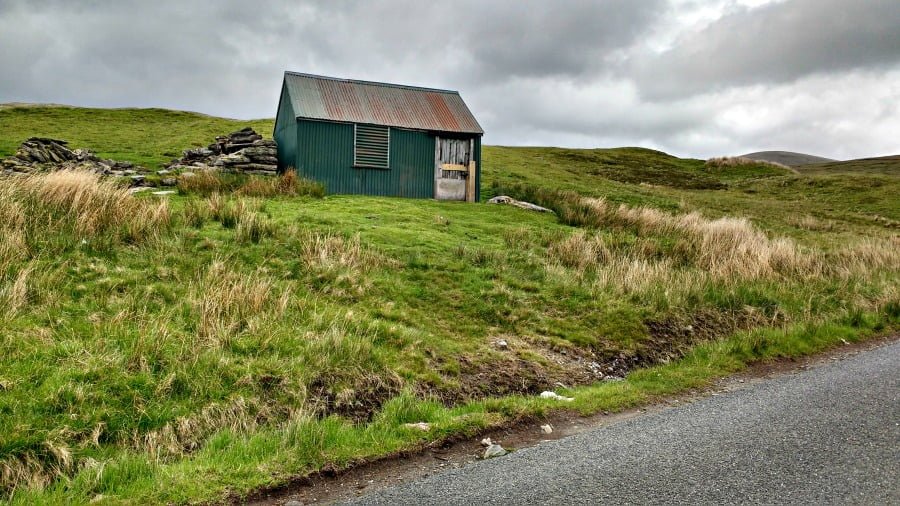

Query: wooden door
left=434, top=137, right=474, bottom=201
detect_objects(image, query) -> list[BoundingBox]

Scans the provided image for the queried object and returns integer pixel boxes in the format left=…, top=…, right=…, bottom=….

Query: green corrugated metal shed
left=274, top=72, right=484, bottom=201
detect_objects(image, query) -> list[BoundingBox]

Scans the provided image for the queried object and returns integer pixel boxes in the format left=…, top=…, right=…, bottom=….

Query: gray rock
left=488, top=195, right=554, bottom=213
left=483, top=444, right=508, bottom=459
left=160, top=177, right=178, bottom=186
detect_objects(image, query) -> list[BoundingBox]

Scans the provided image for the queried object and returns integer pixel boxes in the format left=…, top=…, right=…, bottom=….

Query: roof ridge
left=284, top=71, right=460, bottom=95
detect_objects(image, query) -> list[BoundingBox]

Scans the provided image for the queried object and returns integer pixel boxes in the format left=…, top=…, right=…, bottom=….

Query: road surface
left=349, top=339, right=899, bottom=505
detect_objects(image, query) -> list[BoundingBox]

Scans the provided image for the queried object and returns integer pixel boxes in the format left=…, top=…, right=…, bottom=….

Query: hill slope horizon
left=739, top=150, right=836, bottom=166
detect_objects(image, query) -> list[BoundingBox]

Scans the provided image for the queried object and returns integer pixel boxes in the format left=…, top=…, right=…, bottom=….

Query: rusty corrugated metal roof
left=283, top=72, right=483, bottom=134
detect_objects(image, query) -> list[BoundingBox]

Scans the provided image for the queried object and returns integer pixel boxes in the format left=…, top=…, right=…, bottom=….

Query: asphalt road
left=348, top=340, right=900, bottom=505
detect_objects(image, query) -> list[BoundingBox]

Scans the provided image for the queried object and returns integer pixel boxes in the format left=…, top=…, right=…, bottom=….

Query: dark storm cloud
left=633, top=0, right=900, bottom=99
left=0, top=0, right=898, bottom=159
left=0, top=1, right=664, bottom=114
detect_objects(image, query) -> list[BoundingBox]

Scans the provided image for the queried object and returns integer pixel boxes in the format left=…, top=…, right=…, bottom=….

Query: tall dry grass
left=178, top=168, right=325, bottom=198
left=0, top=170, right=171, bottom=248
left=705, top=156, right=791, bottom=171
left=547, top=231, right=610, bottom=272
left=0, top=264, right=33, bottom=319
left=238, top=169, right=325, bottom=198
left=192, top=260, right=290, bottom=345
left=299, top=233, right=370, bottom=272
left=544, top=194, right=899, bottom=295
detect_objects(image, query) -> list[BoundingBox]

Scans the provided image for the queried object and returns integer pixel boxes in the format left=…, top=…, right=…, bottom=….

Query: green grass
left=0, top=106, right=897, bottom=504
left=795, top=155, right=900, bottom=177
left=0, top=105, right=273, bottom=168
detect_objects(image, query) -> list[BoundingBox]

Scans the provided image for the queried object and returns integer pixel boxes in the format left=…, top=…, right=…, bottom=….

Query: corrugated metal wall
left=274, top=85, right=298, bottom=171
left=293, top=119, right=476, bottom=199
left=474, top=135, right=482, bottom=202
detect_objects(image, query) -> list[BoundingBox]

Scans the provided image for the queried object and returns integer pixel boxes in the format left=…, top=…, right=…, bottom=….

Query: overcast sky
left=1, top=0, right=898, bottom=159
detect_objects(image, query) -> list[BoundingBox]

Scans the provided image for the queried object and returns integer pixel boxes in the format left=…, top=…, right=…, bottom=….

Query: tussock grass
left=132, top=396, right=272, bottom=460
left=178, top=169, right=324, bottom=198
left=181, top=199, right=210, bottom=228
left=545, top=194, right=815, bottom=280
left=192, top=260, right=289, bottom=344
left=235, top=212, right=278, bottom=243
left=204, top=194, right=278, bottom=241
left=0, top=169, right=171, bottom=251
left=540, top=193, right=900, bottom=300
left=0, top=264, right=32, bottom=319
left=177, top=170, right=224, bottom=195
left=546, top=231, right=610, bottom=272
left=706, top=156, right=790, bottom=170
left=207, top=193, right=251, bottom=228
left=788, top=214, right=836, bottom=231
left=238, top=169, right=325, bottom=198
left=298, top=232, right=374, bottom=272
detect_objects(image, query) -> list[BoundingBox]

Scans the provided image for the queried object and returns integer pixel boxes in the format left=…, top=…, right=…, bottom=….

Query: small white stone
left=540, top=391, right=574, bottom=402
left=540, top=424, right=553, bottom=434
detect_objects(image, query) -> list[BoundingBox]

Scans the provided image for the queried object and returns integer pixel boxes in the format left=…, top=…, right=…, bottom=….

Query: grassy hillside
left=795, top=155, right=900, bottom=176
left=0, top=105, right=273, bottom=168
left=0, top=106, right=898, bottom=504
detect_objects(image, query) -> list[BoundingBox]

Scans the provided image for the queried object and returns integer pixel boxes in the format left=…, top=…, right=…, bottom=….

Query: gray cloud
left=633, top=0, right=900, bottom=99
left=0, top=0, right=898, bottom=159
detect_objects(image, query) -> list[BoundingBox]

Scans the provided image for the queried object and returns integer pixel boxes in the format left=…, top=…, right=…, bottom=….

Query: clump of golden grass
left=182, top=199, right=210, bottom=228
left=193, top=261, right=289, bottom=344
left=788, top=214, right=836, bottom=231
left=705, top=156, right=791, bottom=171
left=178, top=168, right=325, bottom=198
left=0, top=264, right=33, bottom=318
left=547, top=231, right=610, bottom=272
left=833, top=237, right=900, bottom=276
left=235, top=212, right=278, bottom=243
left=131, top=396, right=274, bottom=459
left=299, top=233, right=369, bottom=272
left=176, top=169, right=223, bottom=195
left=207, top=193, right=250, bottom=228
left=0, top=170, right=171, bottom=248
left=237, top=169, right=325, bottom=198
left=204, top=194, right=278, bottom=241
left=543, top=194, right=898, bottom=296
left=578, top=197, right=816, bottom=279
left=0, top=439, right=74, bottom=493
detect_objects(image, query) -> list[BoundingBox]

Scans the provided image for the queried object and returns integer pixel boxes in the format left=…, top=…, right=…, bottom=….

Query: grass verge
left=10, top=314, right=896, bottom=505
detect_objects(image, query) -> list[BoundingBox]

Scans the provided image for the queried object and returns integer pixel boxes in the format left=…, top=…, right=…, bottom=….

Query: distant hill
left=740, top=151, right=836, bottom=167
left=794, top=155, right=900, bottom=176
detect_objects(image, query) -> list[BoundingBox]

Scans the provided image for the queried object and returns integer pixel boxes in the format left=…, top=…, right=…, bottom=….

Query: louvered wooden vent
left=354, top=124, right=390, bottom=168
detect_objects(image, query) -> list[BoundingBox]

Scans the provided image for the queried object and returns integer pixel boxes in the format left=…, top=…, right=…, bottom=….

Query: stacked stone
left=166, top=127, right=278, bottom=176
left=1, top=137, right=143, bottom=177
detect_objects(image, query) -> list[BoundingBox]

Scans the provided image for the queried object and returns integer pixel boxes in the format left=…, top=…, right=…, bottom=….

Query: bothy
left=274, top=72, right=484, bottom=201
